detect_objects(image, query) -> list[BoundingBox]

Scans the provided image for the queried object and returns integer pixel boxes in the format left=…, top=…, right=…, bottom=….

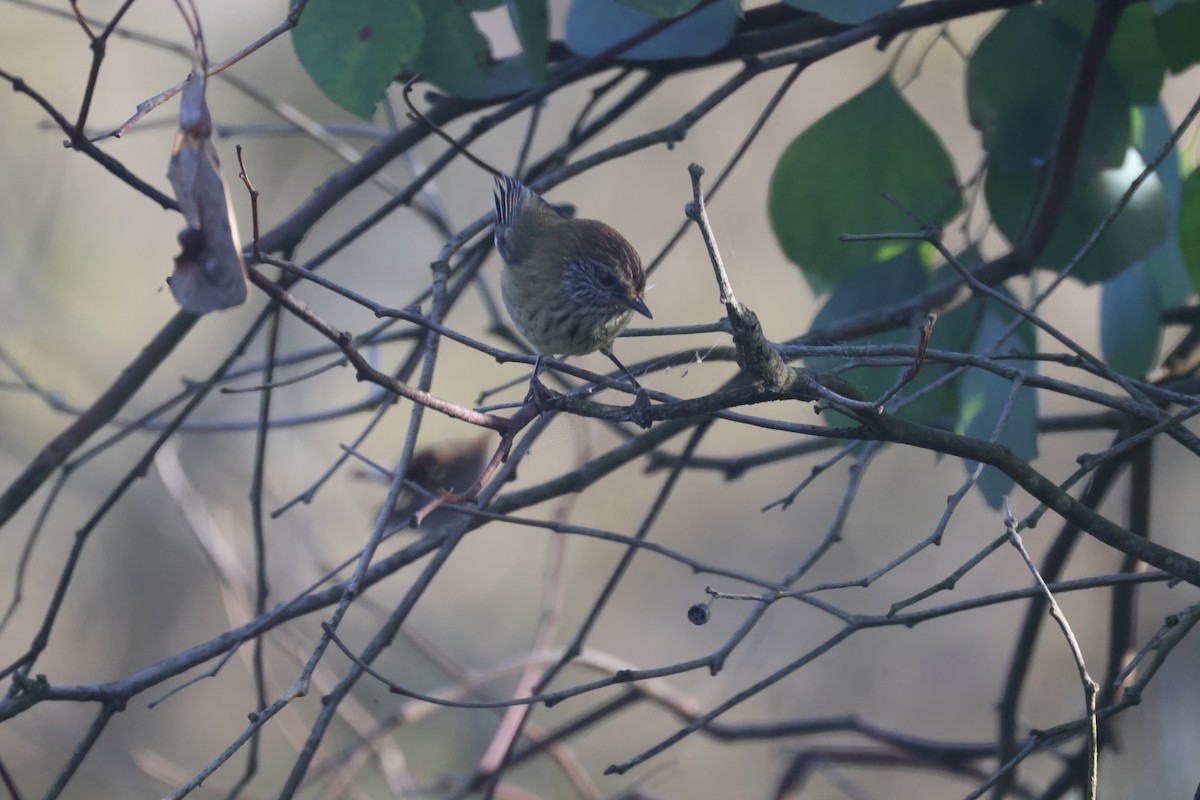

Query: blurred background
left=2, top=1, right=1199, bottom=798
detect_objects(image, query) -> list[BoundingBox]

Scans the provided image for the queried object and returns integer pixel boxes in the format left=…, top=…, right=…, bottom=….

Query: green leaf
left=1098, top=5, right=1165, bottom=104
left=1133, top=104, right=1192, bottom=305
left=413, top=0, right=531, bottom=99
left=1101, top=261, right=1163, bottom=377
left=292, top=0, right=422, bottom=119
left=807, top=250, right=961, bottom=424
left=769, top=78, right=962, bottom=286
left=1134, top=105, right=1183, bottom=217
left=1093, top=103, right=1191, bottom=356
left=929, top=256, right=993, bottom=357
left=1180, top=169, right=1200, bottom=292
left=1145, top=237, right=1192, bottom=307
left=506, top=0, right=549, bottom=83
left=783, top=0, right=901, bottom=25
left=986, top=148, right=1171, bottom=285
left=967, top=6, right=1130, bottom=173
left=1151, top=238, right=1192, bottom=306
left=612, top=0, right=704, bottom=16
left=1045, top=0, right=1165, bottom=104
left=955, top=302, right=1039, bottom=509
left=565, top=0, right=738, bottom=60
left=462, top=0, right=503, bottom=8
left=1154, top=0, right=1200, bottom=73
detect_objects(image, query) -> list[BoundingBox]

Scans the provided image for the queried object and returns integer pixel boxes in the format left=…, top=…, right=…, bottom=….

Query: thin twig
left=1004, top=500, right=1099, bottom=800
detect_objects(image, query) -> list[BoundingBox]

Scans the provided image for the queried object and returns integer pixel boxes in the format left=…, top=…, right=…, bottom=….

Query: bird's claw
left=629, top=388, right=652, bottom=429
left=524, top=372, right=557, bottom=414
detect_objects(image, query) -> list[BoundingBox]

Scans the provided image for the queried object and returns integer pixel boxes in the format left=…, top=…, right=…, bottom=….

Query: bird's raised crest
left=494, top=175, right=525, bottom=229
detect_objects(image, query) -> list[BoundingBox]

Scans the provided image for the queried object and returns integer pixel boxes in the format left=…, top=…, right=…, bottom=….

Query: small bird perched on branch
left=403, top=80, right=653, bottom=425
left=493, top=175, right=652, bottom=406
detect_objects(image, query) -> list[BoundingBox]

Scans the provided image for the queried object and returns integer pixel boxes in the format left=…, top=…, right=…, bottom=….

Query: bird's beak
left=625, top=296, right=652, bottom=320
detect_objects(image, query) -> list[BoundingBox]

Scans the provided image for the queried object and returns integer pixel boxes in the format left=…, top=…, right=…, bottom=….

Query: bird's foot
left=629, top=388, right=652, bottom=429
left=524, top=371, right=557, bottom=414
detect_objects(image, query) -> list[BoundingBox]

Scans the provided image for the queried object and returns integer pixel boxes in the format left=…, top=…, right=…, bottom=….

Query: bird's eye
left=596, top=270, right=617, bottom=287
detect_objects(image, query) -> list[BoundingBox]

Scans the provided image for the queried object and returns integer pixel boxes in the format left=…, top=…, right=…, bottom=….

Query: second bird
left=492, top=175, right=652, bottom=392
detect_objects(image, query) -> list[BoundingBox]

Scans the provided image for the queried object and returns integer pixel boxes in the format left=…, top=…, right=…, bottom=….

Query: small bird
left=493, top=175, right=653, bottom=421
